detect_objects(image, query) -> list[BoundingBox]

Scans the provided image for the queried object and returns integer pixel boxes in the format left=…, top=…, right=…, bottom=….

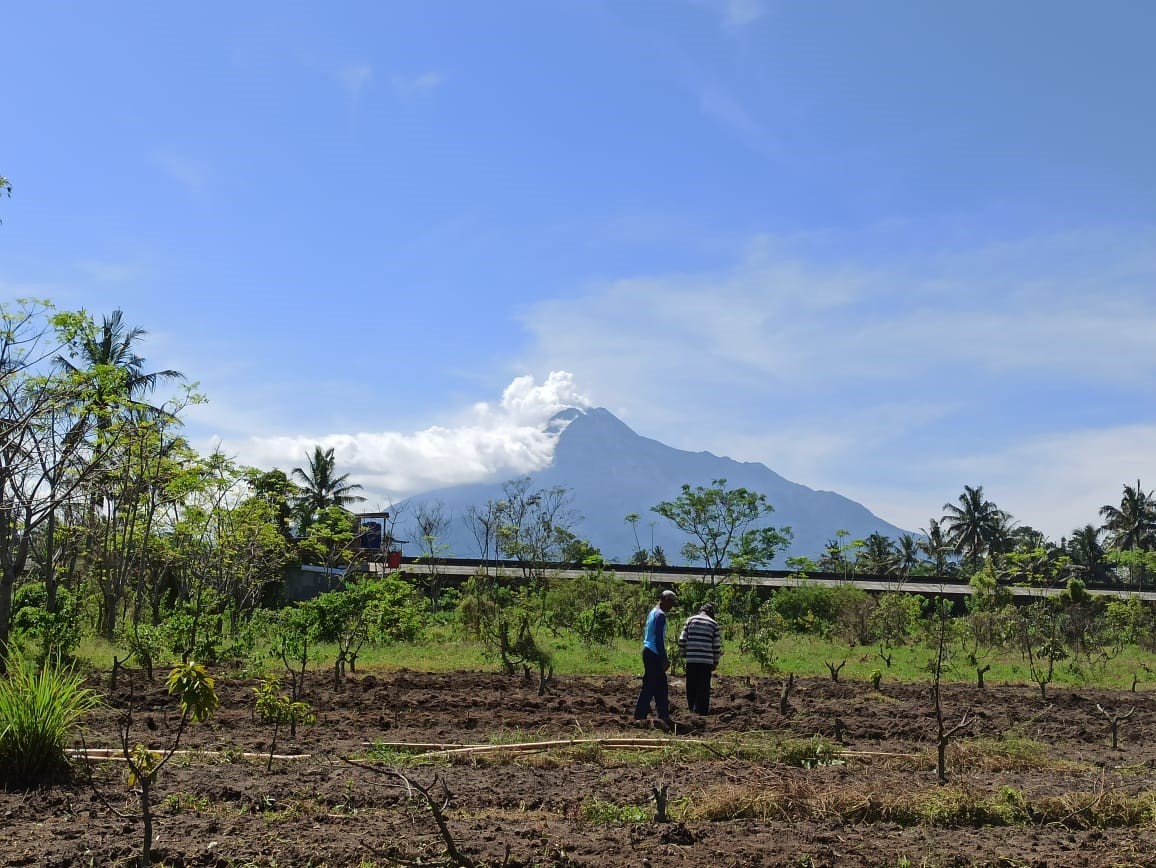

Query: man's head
left=659, top=589, right=677, bottom=611
left=699, top=602, right=716, bottom=617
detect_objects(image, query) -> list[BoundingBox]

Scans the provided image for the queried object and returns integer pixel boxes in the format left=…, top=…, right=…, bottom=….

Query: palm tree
left=48, top=309, right=184, bottom=614
left=856, top=532, right=899, bottom=576
left=291, top=446, right=365, bottom=530
left=919, top=518, right=953, bottom=576
left=1099, top=480, right=1156, bottom=552
left=942, top=485, right=1009, bottom=571
left=57, top=309, right=184, bottom=428
left=1064, top=524, right=1109, bottom=583
left=896, top=533, right=920, bottom=577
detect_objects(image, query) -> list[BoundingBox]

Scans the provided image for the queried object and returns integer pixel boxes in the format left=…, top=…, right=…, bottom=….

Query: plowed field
left=4, top=668, right=1156, bottom=867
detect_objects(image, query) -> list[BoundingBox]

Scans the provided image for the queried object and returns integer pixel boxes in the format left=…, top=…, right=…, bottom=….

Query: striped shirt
left=678, top=613, right=722, bottom=666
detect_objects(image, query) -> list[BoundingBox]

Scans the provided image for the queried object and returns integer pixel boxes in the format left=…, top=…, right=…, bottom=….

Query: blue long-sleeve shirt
left=642, top=606, right=668, bottom=661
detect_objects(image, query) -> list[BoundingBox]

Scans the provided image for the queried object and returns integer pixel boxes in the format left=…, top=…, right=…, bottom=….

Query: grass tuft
left=0, top=647, right=100, bottom=786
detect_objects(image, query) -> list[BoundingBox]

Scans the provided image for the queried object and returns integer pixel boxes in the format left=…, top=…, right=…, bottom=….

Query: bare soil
left=4, top=667, right=1156, bottom=867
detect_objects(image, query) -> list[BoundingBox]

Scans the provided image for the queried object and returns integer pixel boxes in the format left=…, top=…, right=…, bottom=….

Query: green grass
left=0, top=648, right=101, bottom=785
left=72, top=623, right=1156, bottom=692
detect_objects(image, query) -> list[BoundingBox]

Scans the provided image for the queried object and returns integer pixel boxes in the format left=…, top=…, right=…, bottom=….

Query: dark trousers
left=634, top=649, right=669, bottom=720
left=685, top=662, right=714, bottom=714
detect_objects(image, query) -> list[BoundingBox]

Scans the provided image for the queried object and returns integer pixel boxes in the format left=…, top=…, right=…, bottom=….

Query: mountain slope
left=396, top=407, right=911, bottom=563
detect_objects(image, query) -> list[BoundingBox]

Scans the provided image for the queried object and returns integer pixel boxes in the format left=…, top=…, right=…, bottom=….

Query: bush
left=0, top=648, right=99, bottom=786
left=11, top=583, right=83, bottom=662
left=770, top=584, right=868, bottom=636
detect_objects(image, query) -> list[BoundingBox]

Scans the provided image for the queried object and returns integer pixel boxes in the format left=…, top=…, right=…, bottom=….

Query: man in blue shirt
left=633, top=589, right=677, bottom=728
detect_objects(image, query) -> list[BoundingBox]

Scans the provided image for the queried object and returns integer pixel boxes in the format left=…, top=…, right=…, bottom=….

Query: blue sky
left=3, top=0, right=1155, bottom=541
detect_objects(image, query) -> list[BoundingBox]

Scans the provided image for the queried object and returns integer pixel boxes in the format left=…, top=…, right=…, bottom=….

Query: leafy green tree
left=291, top=446, right=364, bottom=531
left=1014, top=599, right=1068, bottom=698
left=1106, top=547, right=1156, bottom=591
left=121, top=662, right=219, bottom=867
left=941, top=485, right=1009, bottom=572
left=306, top=574, right=426, bottom=687
left=297, top=504, right=359, bottom=574
left=895, top=533, right=920, bottom=577
left=0, top=302, right=114, bottom=662
left=651, top=478, right=791, bottom=584
left=493, top=478, right=580, bottom=581
left=244, top=468, right=298, bottom=543
left=253, top=675, right=315, bottom=770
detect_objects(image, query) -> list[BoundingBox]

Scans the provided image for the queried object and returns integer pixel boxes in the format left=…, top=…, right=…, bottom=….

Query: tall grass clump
left=0, top=648, right=100, bottom=786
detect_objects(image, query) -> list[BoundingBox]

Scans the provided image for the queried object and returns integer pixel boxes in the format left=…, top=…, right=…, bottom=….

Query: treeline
left=2, top=300, right=1155, bottom=675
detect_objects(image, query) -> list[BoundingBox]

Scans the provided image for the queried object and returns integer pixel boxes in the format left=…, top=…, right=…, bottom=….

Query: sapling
left=253, top=675, right=316, bottom=770
left=1095, top=703, right=1136, bottom=750
left=927, top=600, right=971, bottom=785
left=120, top=662, right=219, bottom=867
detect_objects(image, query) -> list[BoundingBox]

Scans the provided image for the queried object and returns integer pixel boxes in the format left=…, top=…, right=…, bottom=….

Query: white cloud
left=337, top=62, right=373, bottom=100
left=208, top=372, right=590, bottom=505
left=515, top=228, right=1156, bottom=540
left=150, top=152, right=209, bottom=199
left=75, top=260, right=143, bottom=284
left=683, top=0, right=767, bottom=28
left=853, top=425, right=1156, bottom=542
left=390, top=71, right=445, bottom=100
left=723, top=0, right=766, bottom=28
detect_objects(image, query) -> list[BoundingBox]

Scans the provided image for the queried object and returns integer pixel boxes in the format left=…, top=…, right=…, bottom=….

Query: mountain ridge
left=396, top=406, right=911, bottom=563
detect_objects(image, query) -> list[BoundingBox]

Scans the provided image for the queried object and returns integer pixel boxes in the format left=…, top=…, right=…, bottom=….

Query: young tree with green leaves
left=651, top=479, right=791, bottom=584
left=121, top=662, right=219, bottom=867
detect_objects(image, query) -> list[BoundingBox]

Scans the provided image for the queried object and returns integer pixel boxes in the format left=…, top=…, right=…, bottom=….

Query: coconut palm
left=896, top=533, right=920, bottom=577
left=291, top=446, right=365, bottom=530
left=57, top=309, right=184, bottom=427
left=1099, top=480, right=1156, bottom=552
left=941, top=485, right=1009, bottom=571
left=856, top=532, right=899, bottom=576
left=1064, top=524, right=1109, bottom=583
left=919, top=518, right=954, bottom=576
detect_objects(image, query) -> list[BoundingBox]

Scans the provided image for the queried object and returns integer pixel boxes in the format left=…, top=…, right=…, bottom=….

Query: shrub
left=11, top=582, right=83, bottom=662
left=0, top=647, right=99, bottom=785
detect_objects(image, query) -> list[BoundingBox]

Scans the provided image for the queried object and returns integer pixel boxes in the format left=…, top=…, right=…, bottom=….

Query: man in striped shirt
left=677, top=602, right=723, bottom=715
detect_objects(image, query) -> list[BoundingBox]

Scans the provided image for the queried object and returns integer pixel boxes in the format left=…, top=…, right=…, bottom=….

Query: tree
left=121, top=662, right=219, bottom=867
left=0, top=302, right=119, bottom=662
left=492, top=478, right=580, bottom=582
left=52, top=309, right=187, bottom=620
left=941, top=485, right=1009, bottom=571
left=464, top=499, right=500, bottom=565
left=1099, top=480, right=1156, bottom=553
left=410, top=500, right=452, bottom=611
left=291, top=446, right=364, bottom=531
left=651, top=479, right=791, bottom=584
left=919, top=518, right=954, bottom=576
left=895, top=533, right=920, bottom=577
left=1064, top=525, right=1109, bottom=583
left=856, top=532, right=899, bottom=577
